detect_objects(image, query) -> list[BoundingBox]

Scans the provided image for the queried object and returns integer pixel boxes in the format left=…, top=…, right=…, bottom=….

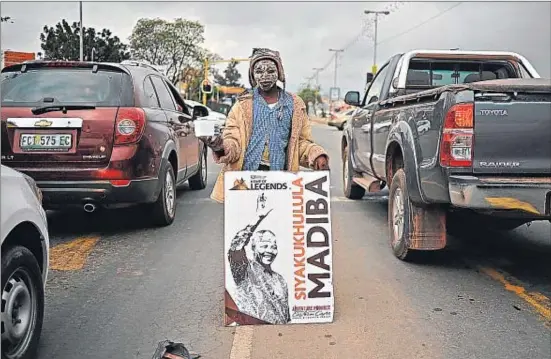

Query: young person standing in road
left=200, top=48, right=330, bottom=203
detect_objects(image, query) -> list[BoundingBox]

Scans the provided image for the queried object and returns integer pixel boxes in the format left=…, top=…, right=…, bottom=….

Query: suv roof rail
left=120, top=60, right=160, bottom=73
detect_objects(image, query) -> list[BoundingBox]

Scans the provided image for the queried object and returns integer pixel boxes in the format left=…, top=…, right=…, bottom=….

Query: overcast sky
left=1, top=1, right=550, bottom=94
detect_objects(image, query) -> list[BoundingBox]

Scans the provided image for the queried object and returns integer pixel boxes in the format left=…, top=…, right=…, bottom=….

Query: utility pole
left=364, top=9, right=389, bottom=74
left=312, top=67, right=323, bottom=88
left=329, top=49, right=343, bottom=91
left=328, top=49, right=343, bottom=116
left=312, top=67, right=323, bottom=116
left=79, top=1, right=84, bottom=61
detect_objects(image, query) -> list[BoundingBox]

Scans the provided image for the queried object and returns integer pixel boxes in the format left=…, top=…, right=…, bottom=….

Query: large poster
left=224, top=171, right=334, bottom=326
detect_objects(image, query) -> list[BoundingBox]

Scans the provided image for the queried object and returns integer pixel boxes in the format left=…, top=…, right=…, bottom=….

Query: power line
left=306, top=2, right=401, bottom=84
left=303, top=11, right=377, bottom=85
left=308, top=1, right=463, bottom=84
left=377, top=2, right=463, bottom=46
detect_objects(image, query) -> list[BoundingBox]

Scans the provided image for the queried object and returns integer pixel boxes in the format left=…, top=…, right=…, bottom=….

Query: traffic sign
left=201, top=80, right=213, bottom=94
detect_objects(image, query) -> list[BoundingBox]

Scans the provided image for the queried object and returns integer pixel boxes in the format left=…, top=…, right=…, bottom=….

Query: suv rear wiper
left=31, top=104, right=96, bottom=115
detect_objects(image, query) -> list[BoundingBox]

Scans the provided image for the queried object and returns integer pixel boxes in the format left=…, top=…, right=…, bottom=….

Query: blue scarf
left=242, top=88, right=294, bottom=171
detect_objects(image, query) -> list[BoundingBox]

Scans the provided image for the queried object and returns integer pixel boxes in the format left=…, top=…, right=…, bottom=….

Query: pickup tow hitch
left=152, top=340, right=201, bottom=359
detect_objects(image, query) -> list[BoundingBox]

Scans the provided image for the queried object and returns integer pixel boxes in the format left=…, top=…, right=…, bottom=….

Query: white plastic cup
left=194, top=120, right=216, bottom=137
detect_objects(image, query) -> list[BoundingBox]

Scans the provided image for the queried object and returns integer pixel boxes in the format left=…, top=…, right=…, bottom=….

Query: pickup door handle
left=361, top=124, right=371, bottom=133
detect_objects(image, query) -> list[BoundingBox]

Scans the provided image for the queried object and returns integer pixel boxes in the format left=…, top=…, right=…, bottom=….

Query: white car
left=185, top=100, right=227, bottom=129
left=1, top=165, right=49, bottom=359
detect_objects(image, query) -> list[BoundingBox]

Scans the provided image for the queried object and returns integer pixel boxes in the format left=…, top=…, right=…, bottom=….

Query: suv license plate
left=20, top=134, right=72, bottom=151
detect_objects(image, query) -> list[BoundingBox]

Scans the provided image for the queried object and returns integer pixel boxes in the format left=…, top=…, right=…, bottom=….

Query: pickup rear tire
left=342, top=146, right=365, bottom=199
left=388, top=168, right=421, bottom=261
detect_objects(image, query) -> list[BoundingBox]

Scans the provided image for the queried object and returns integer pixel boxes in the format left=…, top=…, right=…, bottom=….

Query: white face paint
left=253, top=59, right=279, bottom=91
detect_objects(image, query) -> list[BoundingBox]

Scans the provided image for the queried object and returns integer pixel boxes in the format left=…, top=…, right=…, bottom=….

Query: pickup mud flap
left=408, top=205, right=447, bottom=250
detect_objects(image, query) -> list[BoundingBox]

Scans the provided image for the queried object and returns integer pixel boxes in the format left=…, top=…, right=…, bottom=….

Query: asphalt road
left=39, top=123, right=551, bottom=359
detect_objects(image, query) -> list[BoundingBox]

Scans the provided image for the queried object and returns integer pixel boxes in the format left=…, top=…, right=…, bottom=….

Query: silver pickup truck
left=342, top=49, right=551, bottom=261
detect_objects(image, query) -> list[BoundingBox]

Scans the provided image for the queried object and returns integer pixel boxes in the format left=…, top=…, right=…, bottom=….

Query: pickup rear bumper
left=448, top=175, right=551, bottom=219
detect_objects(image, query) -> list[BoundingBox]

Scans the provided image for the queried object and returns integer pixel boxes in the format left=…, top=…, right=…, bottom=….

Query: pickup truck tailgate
left=472, top=79, right=551, bottom=175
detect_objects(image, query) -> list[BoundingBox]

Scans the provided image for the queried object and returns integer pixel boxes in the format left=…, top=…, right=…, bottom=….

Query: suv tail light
left=114, top=108, right=146, bottom=145
left=439, top=103, right=474, bottom=167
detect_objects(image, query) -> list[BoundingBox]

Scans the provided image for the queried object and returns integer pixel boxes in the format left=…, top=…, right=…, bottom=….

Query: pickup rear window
left=407, top=60, right=522, bottom=88
left=1, top=68, right=133, bottom=107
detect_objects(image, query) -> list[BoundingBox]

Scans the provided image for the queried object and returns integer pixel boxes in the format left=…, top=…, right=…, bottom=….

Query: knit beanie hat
left=248, top=48, right=286, bottom=88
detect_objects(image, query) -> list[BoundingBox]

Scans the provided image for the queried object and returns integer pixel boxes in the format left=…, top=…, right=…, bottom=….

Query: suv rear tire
left=149, top=162, right=176, bottom=227
left=188, top=147, right=207, bottom=191
left=1, top=245, right=44, bottom=359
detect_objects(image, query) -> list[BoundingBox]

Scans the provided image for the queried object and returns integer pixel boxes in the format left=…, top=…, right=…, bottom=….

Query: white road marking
left=179, top=197, right=214, bottom=204
left=229, top=325, right=254, bottom=359
left=331, top=195, right=389, bottom=202
left=331, top=196, right=355, bottom=202
left=179, top=196, right=389, bottom=205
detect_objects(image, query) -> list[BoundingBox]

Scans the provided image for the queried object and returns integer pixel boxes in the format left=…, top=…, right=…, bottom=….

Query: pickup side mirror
left=344, top=91, right=361, bottom=107
left=192, top=105, right=209, bottom=120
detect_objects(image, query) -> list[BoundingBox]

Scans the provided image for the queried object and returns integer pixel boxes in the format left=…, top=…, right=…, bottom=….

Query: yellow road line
left=480, top=267, right=551, bottom=324
left=50, top=236, right=100, bottom=271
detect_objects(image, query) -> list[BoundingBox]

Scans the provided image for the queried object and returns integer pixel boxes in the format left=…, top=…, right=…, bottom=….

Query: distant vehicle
left=1, top=60, right=210, bottom=226
left=221, top=98, right=234, bottom=107
left=1, top=165, right=49, bottom=359
left=342, top=49, right=551, bottom=261
left=185, top=99, right=227, bottom=129
left=208, top=101, right=231, bottom=116
left=328, top=108, right=356, bottom=130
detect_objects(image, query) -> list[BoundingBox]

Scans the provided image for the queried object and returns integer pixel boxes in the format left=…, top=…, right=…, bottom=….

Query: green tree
left=39, top=19, right=130, bottom=62
left=297, top=86, right=322, bottom=114
left=129, top=17, right=209, bottom=84
left=214, top=61, right=242, bottom=87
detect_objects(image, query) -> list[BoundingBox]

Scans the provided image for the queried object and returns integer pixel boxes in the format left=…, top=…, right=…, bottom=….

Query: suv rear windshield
left=406, top=59, right=522, bottom=89
left=1, top=68, right=133, bottom=107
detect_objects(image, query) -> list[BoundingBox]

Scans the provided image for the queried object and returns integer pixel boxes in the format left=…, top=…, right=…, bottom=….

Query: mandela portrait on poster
left=227, top=211, right=290, bottom=325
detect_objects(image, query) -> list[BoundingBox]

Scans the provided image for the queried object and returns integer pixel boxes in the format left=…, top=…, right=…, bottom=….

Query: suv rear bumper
left=37, top=178, right=160, bottom=209
left=448, top=175, right=551, bottom=219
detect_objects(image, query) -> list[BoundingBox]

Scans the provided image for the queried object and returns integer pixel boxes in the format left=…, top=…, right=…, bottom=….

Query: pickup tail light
left=439, top=103, right=474, bottom=167
left=114, top=108, right=146, bottom=145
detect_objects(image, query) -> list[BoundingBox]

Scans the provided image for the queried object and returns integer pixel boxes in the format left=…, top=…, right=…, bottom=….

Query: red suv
left=1, top=60, right=209, bottom=226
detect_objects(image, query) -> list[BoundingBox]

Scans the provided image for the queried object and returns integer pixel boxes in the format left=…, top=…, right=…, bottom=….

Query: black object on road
left=151, top=340, right=201, bottom=359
